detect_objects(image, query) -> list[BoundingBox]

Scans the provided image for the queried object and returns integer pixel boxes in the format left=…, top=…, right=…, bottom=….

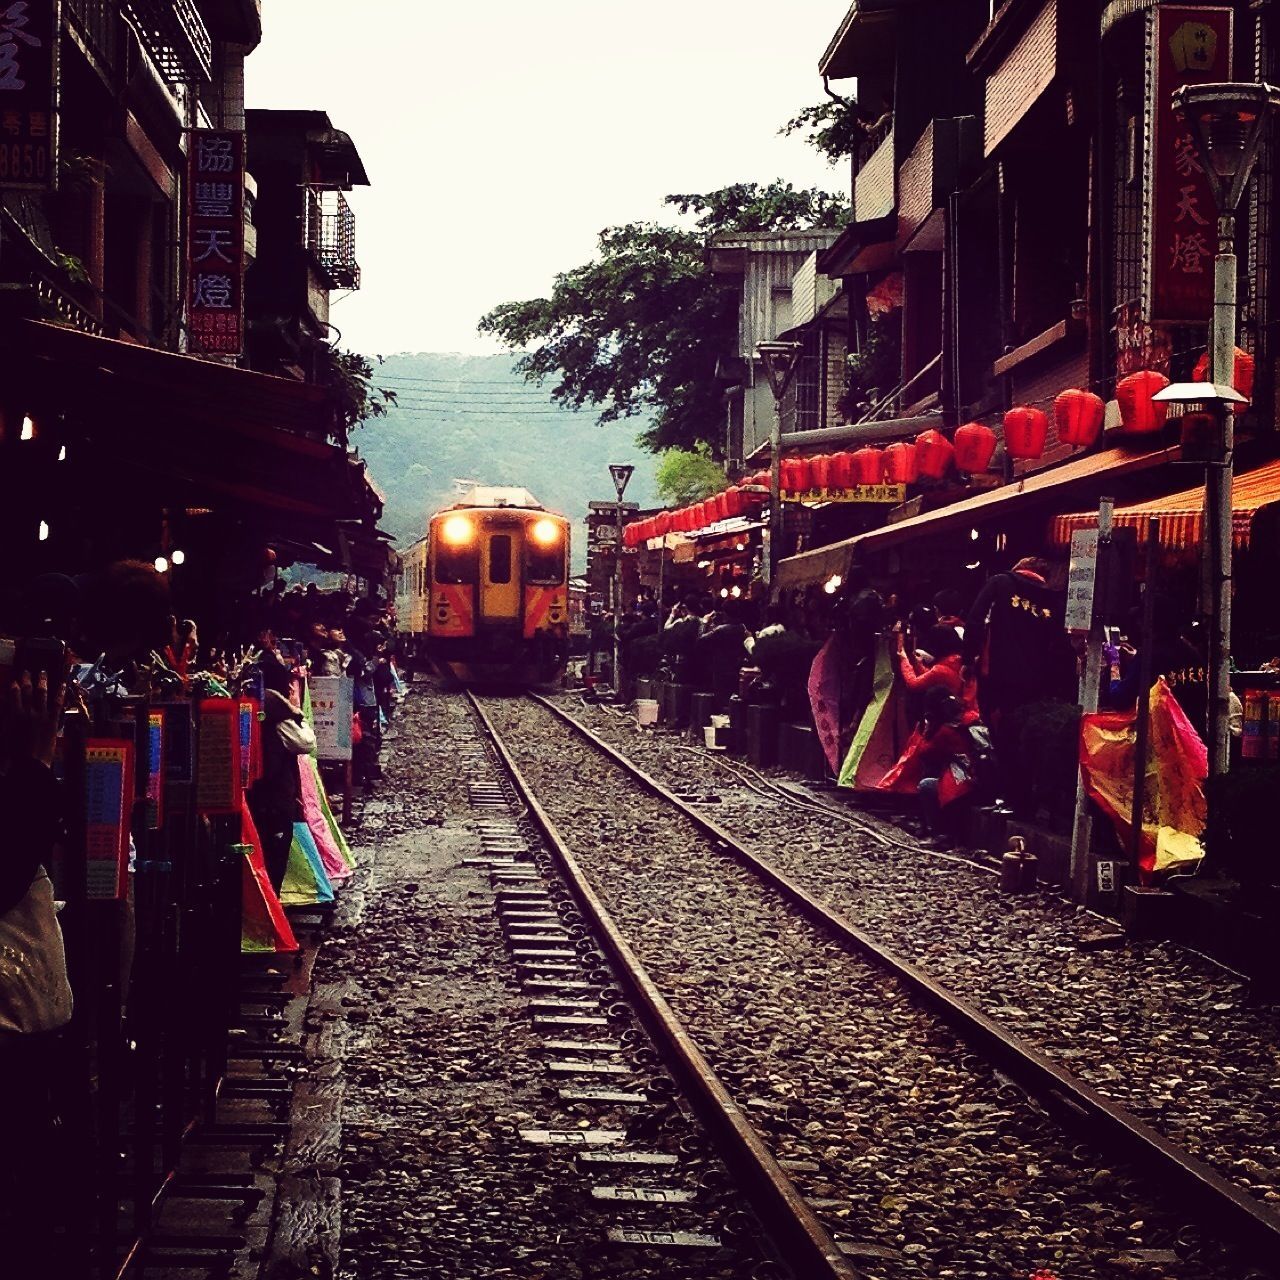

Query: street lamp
left=608, top=462, right=634, bottom=697
left=756, top=340, right=803, bottom=581
left=1171, top=81, right=1280, bottom=779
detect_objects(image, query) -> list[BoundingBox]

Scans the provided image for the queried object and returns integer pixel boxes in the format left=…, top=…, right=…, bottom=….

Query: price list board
left=84, top=739, right=133, bottom=900
left=195, top=699, right=242, bottom=817
left=144, top=711, right=165, bottom=830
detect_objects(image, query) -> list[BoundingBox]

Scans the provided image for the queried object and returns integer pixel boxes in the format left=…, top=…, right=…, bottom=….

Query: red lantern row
left=1194, top=346, right=1255, bottom=415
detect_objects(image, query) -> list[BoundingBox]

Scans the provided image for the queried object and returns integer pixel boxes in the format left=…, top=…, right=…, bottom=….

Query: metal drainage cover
left=606, top=1228, right=722, bottom=1249
left=520, top=1129, right=625, bottom=1146
left=592, top=1186, right=696, bottom=1204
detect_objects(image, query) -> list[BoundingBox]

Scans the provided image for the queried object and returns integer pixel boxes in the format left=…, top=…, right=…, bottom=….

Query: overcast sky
left=245, top=0, right=848, bottom=358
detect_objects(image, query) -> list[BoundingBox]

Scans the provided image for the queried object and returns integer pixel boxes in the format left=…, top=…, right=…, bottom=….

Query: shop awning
left=775, top=443, right=1180, bottom=590
left=1050, top=458, right=1280, bottom=550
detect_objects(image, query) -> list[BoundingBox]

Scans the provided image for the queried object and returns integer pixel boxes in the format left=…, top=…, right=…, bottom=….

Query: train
left=397, top=486, right=571, bottom=685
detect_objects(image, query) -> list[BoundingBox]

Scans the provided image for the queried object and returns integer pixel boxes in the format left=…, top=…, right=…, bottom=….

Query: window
left=526, top=541, right=565, bottom=586
left=435, top=542, right=477, bottom=585
left=489, top=534, right=512, bottom=584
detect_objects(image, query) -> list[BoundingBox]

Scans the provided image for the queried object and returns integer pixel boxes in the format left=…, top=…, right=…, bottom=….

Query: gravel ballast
left=483, top=692, right=1271, bottom=1280
left=545, top=692, right=1280, bottom=1211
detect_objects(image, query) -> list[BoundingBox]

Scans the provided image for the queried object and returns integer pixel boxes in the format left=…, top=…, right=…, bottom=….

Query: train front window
left=435, top=541, right=477, bottom=585
left=526, top=534, right=565, bottom=584
left=489, top=534, right=512, bottom=584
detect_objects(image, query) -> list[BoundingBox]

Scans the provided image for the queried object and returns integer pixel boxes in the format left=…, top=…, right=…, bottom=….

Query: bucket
left=636, top=699, right=659, bottom=726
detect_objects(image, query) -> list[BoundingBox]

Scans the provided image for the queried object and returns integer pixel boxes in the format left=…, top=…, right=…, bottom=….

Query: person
left=247, top=660, right=305, bottom=892
left=162, top=618, right=198, bottom=681
left=896, top=624, right=965, bottom=697
left=834, top=567, right=885, bottom=753
left=305, top=621, right=343, bottom=678
left=345, top=626, right=381, bottom=791
left=932, top=589, right=965, bottom=635
left=963, top=557, right=1073, bottom=727
left=914, top=689, right=993, bottom=848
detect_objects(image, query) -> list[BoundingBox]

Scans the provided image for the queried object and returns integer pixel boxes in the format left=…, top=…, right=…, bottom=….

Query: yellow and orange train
left=397, top=486, right=570, bottom=685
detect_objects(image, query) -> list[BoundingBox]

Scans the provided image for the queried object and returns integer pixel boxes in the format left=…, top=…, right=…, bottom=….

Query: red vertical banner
left=186, top=129, right=245, bottom=356
left=0, top=0, right=58, bottom=191
left=1147, top=6, right=1234, bottom=324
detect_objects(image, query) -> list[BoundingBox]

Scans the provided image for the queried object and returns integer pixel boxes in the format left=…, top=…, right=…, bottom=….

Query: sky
left=245, top=0, right=849, bottom=358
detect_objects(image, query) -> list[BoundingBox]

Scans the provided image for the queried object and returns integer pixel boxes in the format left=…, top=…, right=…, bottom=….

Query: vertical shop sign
left=1146, top=6, right=1233, bottom=324
left=186, top=129, right=245, bottom=356
left=0, top=0, right=58, bottom=191
left=84, top=739, right=133, bottom=899
left=310, top=677, right=353, bottom=762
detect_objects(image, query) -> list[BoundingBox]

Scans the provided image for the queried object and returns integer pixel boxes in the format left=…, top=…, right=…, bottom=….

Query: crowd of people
left=0, top=559, right=399, bottom=1272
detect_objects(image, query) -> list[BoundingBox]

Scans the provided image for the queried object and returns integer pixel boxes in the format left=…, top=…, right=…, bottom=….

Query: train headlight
left=441, top=515, right=475, bottom=546
left=530, top=518, right=560, bottom=547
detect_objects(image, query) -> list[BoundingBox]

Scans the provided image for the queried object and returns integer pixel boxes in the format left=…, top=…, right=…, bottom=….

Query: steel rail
left=530, top=692, right=1280, bottom=1266
left=465, top=692, right=858, bottom=1280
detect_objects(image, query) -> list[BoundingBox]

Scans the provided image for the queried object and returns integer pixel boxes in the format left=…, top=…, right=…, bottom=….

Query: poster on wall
left=1146, top=6, right=1234, bottom=325
left=0, top=0, right=59, bottom=191
left=310, top=677, right=353, bottom=762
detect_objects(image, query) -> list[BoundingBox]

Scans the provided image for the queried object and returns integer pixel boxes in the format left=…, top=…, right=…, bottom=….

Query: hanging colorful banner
left=84, top=739, right=133, bottom=900
left=186, top=128, right=245, bottom=356
left=195, top=699, right=242, bottom=816
left=1146, top=6, right=1234, bottom=324
left=310, top=676, right=354, bottom=762
left=0, top=0, right=59, bottom=191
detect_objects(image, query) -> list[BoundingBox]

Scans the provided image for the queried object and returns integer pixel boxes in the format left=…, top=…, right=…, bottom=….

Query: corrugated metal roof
left=1051, top=458, right=1280, bottom=550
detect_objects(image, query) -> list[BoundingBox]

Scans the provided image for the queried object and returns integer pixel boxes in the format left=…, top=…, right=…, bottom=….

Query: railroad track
left=468, top=689, right=1278, bottom=1279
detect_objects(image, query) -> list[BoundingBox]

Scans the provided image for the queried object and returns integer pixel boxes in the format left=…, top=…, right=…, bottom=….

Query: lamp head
left=756, top=340, right=804, bottom=402
left=1173, top=81, right=1280, bottom=212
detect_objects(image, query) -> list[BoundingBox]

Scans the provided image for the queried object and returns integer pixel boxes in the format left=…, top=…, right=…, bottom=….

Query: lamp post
left=608, top=462, right=634, bottom=697
left=756, top=340, right=804, bottom=582
left=1171, top=81, right=1280, bottom=778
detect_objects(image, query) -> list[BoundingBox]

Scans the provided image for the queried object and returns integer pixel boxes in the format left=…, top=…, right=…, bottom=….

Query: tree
left=779, top=95, right=873, bottom=165
left=654, top=446, right=726, bottom=506
left=314, top=346, right=398, bottom=445
left=478, top=182, right=848, bottom=455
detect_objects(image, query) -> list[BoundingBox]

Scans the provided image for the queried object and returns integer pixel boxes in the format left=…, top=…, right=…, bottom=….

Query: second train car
left=398, top=486, right=571, bottom=685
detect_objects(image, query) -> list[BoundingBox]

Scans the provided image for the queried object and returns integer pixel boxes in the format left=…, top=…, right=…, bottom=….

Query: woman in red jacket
left=896, top=625, right=966, bottom=697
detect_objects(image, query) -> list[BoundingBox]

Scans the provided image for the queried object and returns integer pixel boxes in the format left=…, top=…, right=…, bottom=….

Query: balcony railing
left=853, top=121, right=895, bottom=223
left=304, top=187, right=361, bottom=291
left=121, top=0, right=212, bottom=83
left=65, top=0, right=124, bottom=75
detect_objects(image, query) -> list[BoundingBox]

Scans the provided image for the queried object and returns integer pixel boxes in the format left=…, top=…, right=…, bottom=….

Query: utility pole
left=756, top=341, right=804, bottom=583
left=1168, top=82, right=1280, bottom=778
left=608, top=463, right=634, bottom=698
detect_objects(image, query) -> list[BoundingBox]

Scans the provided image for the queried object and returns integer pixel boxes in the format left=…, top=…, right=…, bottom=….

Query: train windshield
left=526, top=528, right=565, bottom=585
left=489, top=535, right=512, bottom=584
left=435, top=538, right=478, bottom=585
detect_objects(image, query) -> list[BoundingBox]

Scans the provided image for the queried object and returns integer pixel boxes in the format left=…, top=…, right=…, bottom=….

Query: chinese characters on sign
left=0, top=0, right=57, bottom=190
left=1147, top=7, right=1233, bottom=324
left=186, top=130, right=245, bottom=355
left=84, top=740, right=133, bottom=900
left=781, top=484, right=907, bottom=505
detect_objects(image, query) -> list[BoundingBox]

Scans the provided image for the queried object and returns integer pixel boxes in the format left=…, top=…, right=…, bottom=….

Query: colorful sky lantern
left=952, top=422, right=996, bottom=473
left=1054, top=389, right=1105, bottom=448
left=1193, top=346, right=1255, bottom=413
left=915, top=428, right=954, bottom=480
left=1116, top=370, right=1170, bottom=433
left=882, top=441, right=918, bottom=484
left=1003, top=405, right=1049, bottom=459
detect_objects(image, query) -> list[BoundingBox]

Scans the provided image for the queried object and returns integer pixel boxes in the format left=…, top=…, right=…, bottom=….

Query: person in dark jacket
left=247, top=661, right=303, bottom=891
left=963, top=557, right=1074, bottom=727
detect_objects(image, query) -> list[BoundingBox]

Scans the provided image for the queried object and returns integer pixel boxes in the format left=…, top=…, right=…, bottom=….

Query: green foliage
left=839, top=320, right=901, bottom=421
left=780, top=97, right=870, bottom=165
left=654, top=446, right=725, bottom=506
left=315, top=347, right=398, bottom=441
left=478, top=182, right=849, bottom=455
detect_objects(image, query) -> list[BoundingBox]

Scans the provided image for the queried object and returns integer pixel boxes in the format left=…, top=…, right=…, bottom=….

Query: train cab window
left=489, top=534, right=513, bottom=584
left=435, top=541, right=478, bottom=585
left=526, top=522, right=565, bottom=584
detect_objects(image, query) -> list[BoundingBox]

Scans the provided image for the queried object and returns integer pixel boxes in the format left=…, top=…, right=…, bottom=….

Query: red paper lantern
left=1116, top=370, right=1170, bottom=434
left=850, top=447, right=884, bottom=486
left=748, top=470, right=770, bottom=489
left=809, top=454, right=833, bottom=490
left=655, top=511, right=672, bottom=537
left=780, top=457, right=805, bottom=493
left=1194, top=346, right=1255, bottom=412
left=1054, top=389, right=1105, bottom=448
left=1003, top=406, right=1049, bottom=459
left=882, top=442, right=918, bottom=484
left=952, top=422, right=997, bottom=473
left=915, top=429, right=954, bottom=480
left=828, top=451, right=854, bottom=488
left=724, top=486, right=747, bottom=518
